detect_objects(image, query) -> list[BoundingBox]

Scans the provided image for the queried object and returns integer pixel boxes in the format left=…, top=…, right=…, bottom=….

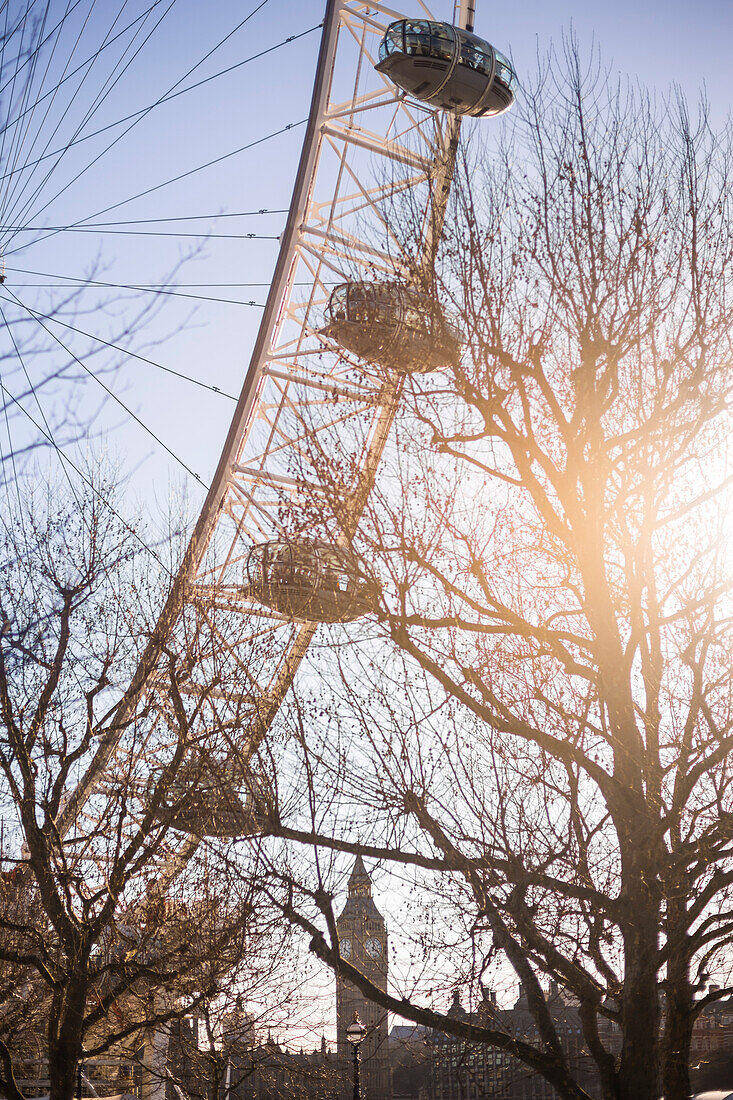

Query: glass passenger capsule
left=375, top=20, right=517, bottom=117
left=164, top=761, right=267, bottom=839
left=321, top=281, right=464, bottom=374
left=245, top=540, right=378, bottom=623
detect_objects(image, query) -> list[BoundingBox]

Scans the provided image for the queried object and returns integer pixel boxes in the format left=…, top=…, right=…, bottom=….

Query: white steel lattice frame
left=61, top=0, right=474, bottom=831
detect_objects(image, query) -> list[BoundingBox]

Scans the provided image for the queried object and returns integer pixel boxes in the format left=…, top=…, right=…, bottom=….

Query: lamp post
left=346, top=1012, right=366, bottom=1100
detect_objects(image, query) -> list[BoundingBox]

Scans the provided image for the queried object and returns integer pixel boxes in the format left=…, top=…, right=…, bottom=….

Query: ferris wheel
left=0, top=0, right=516, bottom=841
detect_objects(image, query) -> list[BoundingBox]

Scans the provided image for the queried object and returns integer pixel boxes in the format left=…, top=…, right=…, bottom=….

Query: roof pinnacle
left=348, top=853, right=371, bottom=897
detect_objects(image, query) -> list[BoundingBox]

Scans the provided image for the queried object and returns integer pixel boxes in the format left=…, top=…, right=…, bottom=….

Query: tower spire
left=337, top=853, right=390, bottom=1098
left=348, top=853, right=371, bottom=897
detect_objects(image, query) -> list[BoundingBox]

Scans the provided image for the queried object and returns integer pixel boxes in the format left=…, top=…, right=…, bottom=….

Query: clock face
left=341, top=939, right=352, bottom=960
left=365, top=937, right=382, bottom=959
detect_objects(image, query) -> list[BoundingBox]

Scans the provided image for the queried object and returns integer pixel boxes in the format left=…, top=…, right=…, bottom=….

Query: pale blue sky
left=0, top=0, right=730, bottom=1045
left=1, top=0, right=730, bottom=521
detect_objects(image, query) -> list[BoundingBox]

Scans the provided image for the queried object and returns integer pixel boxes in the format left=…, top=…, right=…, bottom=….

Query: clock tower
left=336, top=856, right=391, bottom=1100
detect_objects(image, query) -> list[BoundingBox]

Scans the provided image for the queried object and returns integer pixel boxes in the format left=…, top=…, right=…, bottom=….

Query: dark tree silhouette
left=0, top=474, right=283, bottom=1100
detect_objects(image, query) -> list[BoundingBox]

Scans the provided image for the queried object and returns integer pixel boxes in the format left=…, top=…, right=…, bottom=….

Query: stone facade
left=428, top=985, right=619, bottom=1100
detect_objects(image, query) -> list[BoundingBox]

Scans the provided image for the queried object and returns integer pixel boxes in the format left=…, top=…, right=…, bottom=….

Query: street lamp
left=346, top=1012, right=366, bottom=1100
left=76, top=1045, right=90, bottom=1100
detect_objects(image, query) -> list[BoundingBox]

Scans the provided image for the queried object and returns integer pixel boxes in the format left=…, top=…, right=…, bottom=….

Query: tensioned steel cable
left=0, top=0, right=80, bottom=226
left=3, top=212, right=288, bottom=227
left=0, top=353, right=194, bottom=722
left=0, top=0, right=42, bottom=54
left=68, top=209, right=291, bottom=223
left=7, top=265, right=319, bottom=285
left=0, top=382, right=23, bottom=514
left=0, top=298, right=59, bottom=447
left=0, top=16, right=133, bottom=648
left=0, top=0, right=91, bottom=221
left=4, top=286, right=212, bottom=485
left=0, top=0, right=166, bottom=136
left=0, top=0, right=39, bottom=206
left=0, top=375, right=170, bottom=570
left=0, top=2, right=15, bottom=190
left=0, top=293, right=99, bottom=568
left=0, top=0, right=150, bottom=226
left=1, top=0, right=171, bottom=202
left=2, top=118, right=307, bottom=256
left=6, top=268, right=332, bottom=292
left=0, top=0, right=83, bottom=102
left=0, top=5, right=12, bottom=187
left=2, top=0, right=181, bottom=240
left=1, top=291, right=239, bottom=396
left=0, top=0, right=43, bottom=90
left=15, top=284, right=266, bottom=304
left=0, top=207, right=288, bottom=234
left=11, top=282, right=281, bottom=293
left=0, top=0, right=95, bottom=227
left=9, top=0, right=275, bottom=239
left=0, top=0, right=59, bottom=225
left=0, top=22, right=320, bottom=194
left=0, top=293, right=184, bottom=689
left=1, top=283, right=129, bottom=656
left=5, top=226, right=280, bottom=238
left=11, top=278, right=268, bottom=305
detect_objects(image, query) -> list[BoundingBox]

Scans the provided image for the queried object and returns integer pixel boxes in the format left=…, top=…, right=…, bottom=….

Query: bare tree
left=0, top=268, right=188, bottom=487
left=249, top=46, right=733, bottom=1100
left=0, top=472, right=285, bottom=1100
left=165, top=987, right=341, bottom=1100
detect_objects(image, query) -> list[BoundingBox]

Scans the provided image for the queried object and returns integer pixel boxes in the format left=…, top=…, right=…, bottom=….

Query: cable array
left=0, top=0, right=319, bottom=503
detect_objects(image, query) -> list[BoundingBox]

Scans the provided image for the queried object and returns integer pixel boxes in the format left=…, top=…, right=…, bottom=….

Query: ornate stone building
left=336, top=856, right=391, bottom=1100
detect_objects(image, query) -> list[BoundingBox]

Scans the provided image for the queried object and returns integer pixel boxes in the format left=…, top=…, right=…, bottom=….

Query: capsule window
left=495, top=52, right=515, bottom=87
left=329, top=286, right=348, bottom=321
left=292, top=550, right=316, bottom=584
left=380, top=294, right=396, bottom=319
left=404, top=20, right=431, bottom=57
left=430, top=23, right=454, bottom=62
left=379, top=24, right=404, bottom=62
left=319, top=565, right=341, bottom=593
left=460, top=40, right=491, bottom=75
left=352, top=296, right=373, bottom=324
left=389, top=25, right=404, bottom=50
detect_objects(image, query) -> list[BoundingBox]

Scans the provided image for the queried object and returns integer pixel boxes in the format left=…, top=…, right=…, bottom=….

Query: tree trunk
left=662, top=923, right=693, bottom=1100
left=0, top=1040, right=28, bottom=1100
left=48, top=980, right=88, bottom=1100
left=617, top=852, right=661, bottom=1100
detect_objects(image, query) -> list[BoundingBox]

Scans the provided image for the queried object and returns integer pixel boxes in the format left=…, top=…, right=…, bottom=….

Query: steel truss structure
left=61, top=0, right=477, bottom=834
